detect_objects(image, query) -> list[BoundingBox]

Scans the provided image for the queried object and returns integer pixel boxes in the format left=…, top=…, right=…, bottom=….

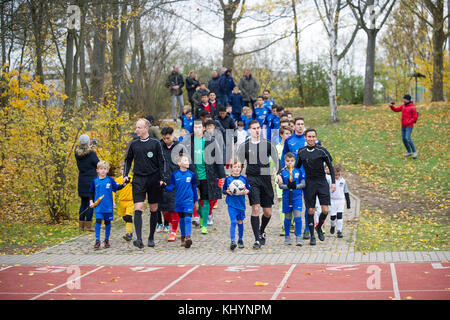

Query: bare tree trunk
left=292, top=0, right=304, bottom=104
left=430, top=1, right=445, bottom=101
left=90, top=0, right=107, bottom=106
left=329, top=28, right=339, bottom=121
left=1, top=0, right=6, bottom=68
left=363, top=29, right=377, bottom=105
left=64, top=28, right=74, bottom=109
left=29, top=0, right=47, bottom=84
left=222, top=5, right=235, bottom=69
left=78, top=0, right=89, bottom=102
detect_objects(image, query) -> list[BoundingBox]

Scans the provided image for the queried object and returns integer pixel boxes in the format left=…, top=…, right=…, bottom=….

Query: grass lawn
left=289, top=101, right=450, bottom=252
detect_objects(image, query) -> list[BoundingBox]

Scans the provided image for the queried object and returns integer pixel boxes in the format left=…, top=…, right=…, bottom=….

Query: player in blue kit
left=163, top=154, right=199, bottom=248
left=252, top=96, right=270, bottom=134
left=223, top=160, right=251, bottom=250
left=181, top=108, right=194, bottom=134
left=89, top=160, right=127, bottom=249
left=278, top=153, right=306, bottom=246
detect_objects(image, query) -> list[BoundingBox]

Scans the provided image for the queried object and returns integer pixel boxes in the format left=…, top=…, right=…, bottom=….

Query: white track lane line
left=390, top=263, right=401, bottom=300
left=148, top=265, right=200, bottom=300
left=271, top=264, right=296, bottom=300
left=0, top=266, right=13, bottom=272
left=29, top=265, right=104, bottom=300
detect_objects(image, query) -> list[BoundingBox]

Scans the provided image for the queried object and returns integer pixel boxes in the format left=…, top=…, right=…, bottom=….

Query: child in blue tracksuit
left=223, top=160, right=251, bottom=250
left=163, top=154, right=199, bottom=248
left=278, top=153, right=305, bottom=246
left=89, top=160, right=127, bottom=249
left=182, top=109, right=194, bottom=134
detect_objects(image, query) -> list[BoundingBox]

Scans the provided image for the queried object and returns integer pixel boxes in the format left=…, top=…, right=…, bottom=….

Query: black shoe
left=259, top=232, right=266, bottom=245
left=238, top=240, right=244, bottom=249
left=133, top=239, right=144, bottom=249
left=316, top=226, right=325, bottom=241
left=310, top=236, right=316, bottom=246
left=330, top=226, right=335, bottom=234
left=303, top=230, right=310, bottom=240
left=148, top=238, right=155, bottom=247
left=94, top=240, right=101, bottom=250
left=104, top=240, right=110, bottom=249
left=184, top=236, right=192, bottom=248
left=253, top=240, right=261, bottom=249
left=337, top=231, right=343, bottom=238
left=230, top=241, right=237, bottom=251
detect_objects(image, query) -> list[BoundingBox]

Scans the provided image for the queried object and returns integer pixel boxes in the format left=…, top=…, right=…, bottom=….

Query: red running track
left=0, top=263, right=449, bottom=300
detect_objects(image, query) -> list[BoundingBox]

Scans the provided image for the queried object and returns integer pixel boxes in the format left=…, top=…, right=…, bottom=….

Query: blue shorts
left=95, top=212, right=114, bottom=221
left=228, top=206, right=246, bottom=221
left=175, top=206, right=194, bottom=214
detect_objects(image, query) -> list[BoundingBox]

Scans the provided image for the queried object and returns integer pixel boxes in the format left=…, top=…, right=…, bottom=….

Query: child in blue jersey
left=89, top=160, right=127, bottom=249
left=163, top=154, right=199, bottom=249
left=223, top=160, right=251, bottom=250
left=252, top=96, right=269, bottom=135
left=278, top=153, right=305, bottom=246
left=182, top=109, right=194, bottom=134
left=240, top=106, right=253, bottom=131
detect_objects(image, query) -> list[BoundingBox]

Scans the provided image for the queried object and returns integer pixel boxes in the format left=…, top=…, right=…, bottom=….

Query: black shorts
left=304, top=178, right=330, bottom=209
left=132, top=174, right=162, bottom=204
left=197, top=180, right=209, bottom=201
left=247, top=175, right=274, bottom=208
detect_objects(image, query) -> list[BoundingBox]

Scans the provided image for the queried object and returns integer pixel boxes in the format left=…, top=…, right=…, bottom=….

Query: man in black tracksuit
left=123, top=118, right=167, bottom=249
left=295, top=128, right=336, bottom=245
left=236, top=120, right=281, bottom=249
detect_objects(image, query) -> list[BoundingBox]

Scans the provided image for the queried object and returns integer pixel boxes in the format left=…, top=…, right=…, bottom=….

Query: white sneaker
left=404, top=153, right=412, bottom=157
left=156, top=224, right=163, bottom=232
left=207, top=215, right=213, bottom=226
left=411, top=152, right=418, bottom=159
left=163, top=225, right=170, bottom=233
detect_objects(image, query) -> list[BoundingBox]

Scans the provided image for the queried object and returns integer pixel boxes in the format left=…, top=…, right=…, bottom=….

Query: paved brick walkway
left=1, top=191, right=448, bottom=266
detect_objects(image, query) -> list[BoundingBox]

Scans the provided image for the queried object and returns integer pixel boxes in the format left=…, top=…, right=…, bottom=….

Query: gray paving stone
left=407, top=252, right=415, bottom=262
left=414, top=252, right=424, bottom=262
left=400, top=252, right=408, bottom=261
left=384, top=252, right=392, bottom=262
left=392, top=252, right=400, bottom=262
left=444, top=252, right=450, bottom=262
left=376, top=252, right=385, bottom=262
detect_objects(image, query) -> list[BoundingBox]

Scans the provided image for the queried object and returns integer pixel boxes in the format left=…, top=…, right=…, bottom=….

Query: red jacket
left=390, top=102, right=418, bottom=127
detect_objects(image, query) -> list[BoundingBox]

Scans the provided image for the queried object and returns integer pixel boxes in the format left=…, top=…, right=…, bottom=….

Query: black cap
left=403, top=94, right=412, bottom=101
left=146, top=115, right=155, bottom=124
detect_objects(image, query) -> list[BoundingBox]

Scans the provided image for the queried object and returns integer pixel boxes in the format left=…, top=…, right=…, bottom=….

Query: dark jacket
left=75, top=146, right=99, bottom=198
left=192, top=88, right=210, bottom=107
left=221, top=74, right=236, bottom=97
left=195, top=100, right=222, bottom=119
left=216, top=114, right=237, bottom=145
left=217, top=73, right=228, bottom=96
left=238, top=74, right=258, bottom=101
left=166, top=71, right=184, bottom=96
left=208, top=76, right=221, bottom=95
left=186, top=76, right=200, bottom=101
left=229, top=92, right=244, bottom=114
left=159, top=139, right=183, bottom=211
left=182, top=133, right=226, bottom=201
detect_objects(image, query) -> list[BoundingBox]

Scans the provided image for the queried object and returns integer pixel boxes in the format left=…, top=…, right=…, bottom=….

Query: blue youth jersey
left=263, top=100, right=274, bottom=112
left=280, top=167, right=304, bottom=213
left=266, top=114, right=280, bottom=142
left=165, top=169, right=198, bottom=213
left=252, top=107, right=269, bottom=128
left=89, top=176, right=119, bottom=214
left=222, top=175, right=251, bottom=210
left=182, top=115, right=194, bottom=133
left=240, top=115, right=252, bottom=131
left=281, top=132, right=306, bottom=169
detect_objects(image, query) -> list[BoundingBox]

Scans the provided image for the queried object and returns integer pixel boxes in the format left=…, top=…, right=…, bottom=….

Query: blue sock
left=294, top=217, right=302, bottom=237
left=95, top=222, right=101, bottom=241
left=230, top=219, right=237, bottom=242
left=105, top=223, right=111, bottom=241
left=238, top=223, right=244, bottom=241
left=179, top=216, right=185, bottom=237
left=284, top=218, right=291, bottom=237
left=184, top=215, right=192, bottom=236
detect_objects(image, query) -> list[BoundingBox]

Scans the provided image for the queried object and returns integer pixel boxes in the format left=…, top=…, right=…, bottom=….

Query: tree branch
left=234, top=31, right=294, bottom=57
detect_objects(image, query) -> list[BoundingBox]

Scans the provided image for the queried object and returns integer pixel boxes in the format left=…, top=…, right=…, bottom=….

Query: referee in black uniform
left=123, top=118, right=166, bottom=249
left=295, top=128, right=336, bottom=245
left=237, top=120, right=280, bottom=249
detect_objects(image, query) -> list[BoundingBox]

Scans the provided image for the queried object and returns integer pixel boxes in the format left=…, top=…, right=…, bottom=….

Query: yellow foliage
left=0, top=68, right=131, bottom=224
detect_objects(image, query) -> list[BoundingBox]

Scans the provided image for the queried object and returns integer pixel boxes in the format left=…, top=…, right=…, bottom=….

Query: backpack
left=411, top=105, right=419, bottom=123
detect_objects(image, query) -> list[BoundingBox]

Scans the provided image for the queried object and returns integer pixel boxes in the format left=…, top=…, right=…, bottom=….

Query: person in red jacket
left=389, top=94, right=418, bottom=159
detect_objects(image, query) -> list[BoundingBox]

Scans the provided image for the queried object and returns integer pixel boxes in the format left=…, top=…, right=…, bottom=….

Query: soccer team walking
left=85, top=71, right=352, bottom=251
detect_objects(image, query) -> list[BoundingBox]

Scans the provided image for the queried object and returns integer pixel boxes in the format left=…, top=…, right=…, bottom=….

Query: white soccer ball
left=229, top=179, right=246, bottom=195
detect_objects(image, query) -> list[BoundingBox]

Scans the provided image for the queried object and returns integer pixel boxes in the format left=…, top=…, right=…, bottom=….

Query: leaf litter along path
left=0, top=262, right=449, bottom=300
